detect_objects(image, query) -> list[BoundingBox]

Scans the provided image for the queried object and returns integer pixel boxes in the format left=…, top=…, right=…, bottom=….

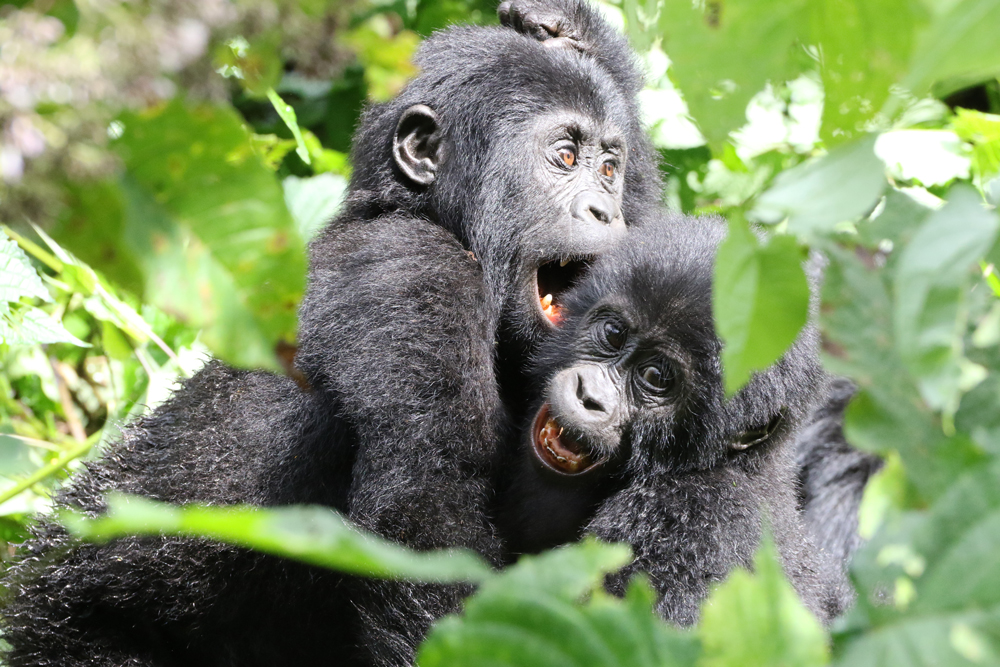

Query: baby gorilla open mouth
left=531, top=403, right=602, bottom=474
left=536, top=258, right=591, bottom=325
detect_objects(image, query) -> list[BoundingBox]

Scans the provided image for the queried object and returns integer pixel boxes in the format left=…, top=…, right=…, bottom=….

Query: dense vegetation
left=2, top=0, right=1000, bottom=663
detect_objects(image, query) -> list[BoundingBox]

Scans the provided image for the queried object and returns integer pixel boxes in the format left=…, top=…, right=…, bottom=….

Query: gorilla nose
left=575, top=366, right=616, bottom=415
left=572, top=192, right=622, bottom=228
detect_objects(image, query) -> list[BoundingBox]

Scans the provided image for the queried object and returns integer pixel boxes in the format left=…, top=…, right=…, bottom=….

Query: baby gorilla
left=498, top=215, right=851, bottom=625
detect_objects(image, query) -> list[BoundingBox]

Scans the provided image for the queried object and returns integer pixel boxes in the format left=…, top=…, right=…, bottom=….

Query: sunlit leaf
left=266, top=88, right=311, bottom=165
left=893, top=185, right=1000, bottom=412
left=111, top=100, right=306, bottom=369
left=418, top=541, right=698, bottom=667
left=752, top=135, right=886, bottom=239
left=0, top=233, right=51, bottom=304
left=699, top=535, right=829, bottom=667
left=714, top=218, right=810, bottom=395
left=62, top=493, right=492, bottom=583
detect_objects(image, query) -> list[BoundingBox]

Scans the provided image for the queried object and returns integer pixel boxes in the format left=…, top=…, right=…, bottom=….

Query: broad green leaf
left=418, top=542, right=698, bottom=667
left=62, top=493, right=492, bottom=583
left=266, top=88, right=311, bottom=165
left=282, top=173, right=347, bottom=242
left=714, top=218, right=810, bottom=395
left=812, top=0, right=925, bottom=144
left=0, top=234, right=51, bottom=304
left=477, top=539, right=632, bottom=603
left=656, top=0, right=805, bottom=150
left=752, top=135, right=887, bottom=240
left=903, top=0, right=1000, bottom=99
left=893, top=186, right=1000, bottom=412
left=819, top=247, right=963, bottom=499
left=836, top=463, right=1000, bottom=666
left=656, top=0, right=924, bottom=147
left=699, top=536, right=829, bottom=667
left=112, top=100, right=306, bottom=369
left=0, top=434, right=43, bottom=477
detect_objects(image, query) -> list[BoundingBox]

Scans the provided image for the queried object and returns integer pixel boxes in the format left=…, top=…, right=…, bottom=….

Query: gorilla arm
left=297, top=216, right=503, bottom=666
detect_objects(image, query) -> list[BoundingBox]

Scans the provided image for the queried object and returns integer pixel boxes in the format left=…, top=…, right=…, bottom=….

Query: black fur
left=501, top=0, right=882, bottom=575
left=1, top=17, right=660, bottom=667
left=794, top=379, right=883, bottom=566
left=499, top=216, right=852, bottom=624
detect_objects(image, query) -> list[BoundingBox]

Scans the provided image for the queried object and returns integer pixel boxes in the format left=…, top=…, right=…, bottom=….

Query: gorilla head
left=499, top=215, right=825, bottom=560
left=344, top=26, right=659, bottom=344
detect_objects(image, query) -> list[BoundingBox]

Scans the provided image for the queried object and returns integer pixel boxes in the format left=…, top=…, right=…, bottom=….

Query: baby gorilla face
left=531, top=309, right=688, bottom=475
left=523, top=215, right=816, bottom=479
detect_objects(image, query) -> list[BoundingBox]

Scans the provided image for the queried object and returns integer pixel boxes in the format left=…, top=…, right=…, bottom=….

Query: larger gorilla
left=1, top=11, right=659, bottom=667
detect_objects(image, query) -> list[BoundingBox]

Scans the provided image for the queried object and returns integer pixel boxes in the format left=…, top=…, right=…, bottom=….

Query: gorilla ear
left=393, top=104, right=442, bottom=186
left=731, top=412, right=784, bottom=451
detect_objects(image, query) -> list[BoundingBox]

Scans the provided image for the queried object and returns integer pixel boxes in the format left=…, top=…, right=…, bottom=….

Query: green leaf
left=893, top=185, right=1000, bottom=412
left=418, top=541, right=699, bottom=667
left=266, top=88, right=311, bottom=165
left=836, top=462, right=1000, bottom=666
left=820, top=245, right=980, bottom=499
left=656, top=0, right=925, bottom=147
left=903, top=0, right=1000, bottom=99
left=714, top=218, right=811, bottom=395
left=112, top=100, right=306, bottom=369
left=0, top=306, right=88, bottom=347
left=657, top=0, right=805, bottom=150
left=699, top=535, right=829, bottom=667
left=61, top=493, right=492, bottom=583
left=0, top=234, right=51, bottom=304
left=752, top=135, right=887, bottom=240
left=282, top=173, right=347, bottom=242
left=952, top=109, right=1000, bottom=183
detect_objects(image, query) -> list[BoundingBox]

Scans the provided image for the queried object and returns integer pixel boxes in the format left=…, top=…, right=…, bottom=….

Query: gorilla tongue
left=534, top=404, right=591, bottom=474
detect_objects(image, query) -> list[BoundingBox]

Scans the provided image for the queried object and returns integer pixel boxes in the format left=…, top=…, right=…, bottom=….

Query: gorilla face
left=499, top=217, right=823, bottom=556
left=393, top=102, right=631, bottom=337
left=520, top=214, right=824, bottom=485
left=520, top=111, right=628, bottom=329
left=531, top=305, right=689, bottom=476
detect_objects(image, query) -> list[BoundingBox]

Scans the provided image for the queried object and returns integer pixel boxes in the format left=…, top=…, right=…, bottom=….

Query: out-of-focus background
left=3, top=0, right=1000, bottom=663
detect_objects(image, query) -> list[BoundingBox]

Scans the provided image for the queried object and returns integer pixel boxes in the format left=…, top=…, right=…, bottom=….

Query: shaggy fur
left=1, top=17, right=659, bottom=667
left=506, top=0, right=882, bottom=572
left=499, top=216, right=852, bottom=624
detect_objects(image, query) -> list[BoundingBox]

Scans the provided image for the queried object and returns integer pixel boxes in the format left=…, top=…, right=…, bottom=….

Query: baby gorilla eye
left=599, top=161, right=616, bottom=179
left=638, top=360, right=674, bottom=391
left=603, top=320, right=627, bottom=349
left=558, top=147, right=576, bottom=167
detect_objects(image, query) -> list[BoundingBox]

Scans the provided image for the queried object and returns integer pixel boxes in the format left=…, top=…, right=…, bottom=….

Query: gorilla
left=1, top=11, right=660, bottom=667
left=497, top=215, right=852, bottom=625
left=500, top=0, right=882, bottom=574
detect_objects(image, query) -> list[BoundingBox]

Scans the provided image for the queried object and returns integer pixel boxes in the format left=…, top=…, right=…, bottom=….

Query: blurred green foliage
left=3, top=0, right=1000, bottom=663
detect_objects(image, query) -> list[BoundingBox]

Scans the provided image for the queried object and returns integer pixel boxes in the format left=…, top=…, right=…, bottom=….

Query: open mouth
left=531, top=403, right=603, bottom=475
left=536, top=258, right=592, bottom=325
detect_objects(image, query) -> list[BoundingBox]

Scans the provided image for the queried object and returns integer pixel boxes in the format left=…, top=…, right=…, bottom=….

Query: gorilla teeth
left=560, top=258, right=570, bottom=267
left=538, top=416, right=589, bottom=473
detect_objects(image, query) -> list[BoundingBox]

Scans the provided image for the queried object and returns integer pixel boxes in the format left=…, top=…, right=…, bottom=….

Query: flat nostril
left=588, top=205, right=610, bottom=224
left=576, top=373, right=607, bottom=413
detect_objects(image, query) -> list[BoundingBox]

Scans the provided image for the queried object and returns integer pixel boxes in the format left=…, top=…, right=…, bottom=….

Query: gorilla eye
left=638, top=360, right=674, bottom=391
left=602, top=320, right=627, bottom=349
left=599, top=161, right=616, bottom=179
left=558, top=147, right=576, bottom=168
